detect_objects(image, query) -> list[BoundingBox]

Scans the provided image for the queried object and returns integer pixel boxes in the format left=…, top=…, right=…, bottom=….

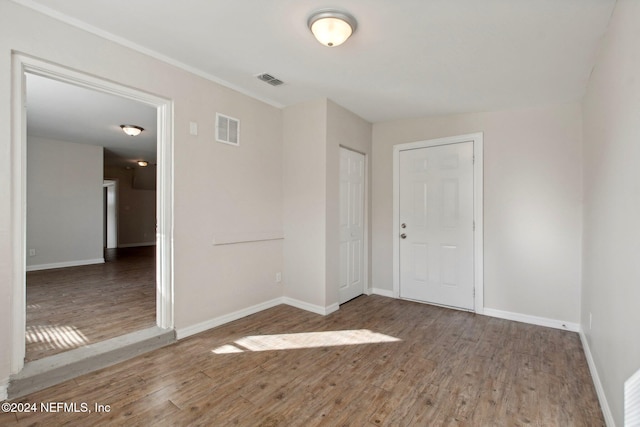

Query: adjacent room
left=24, top=73, right=159, bottom=361
left=1, top=0, right=638, bottom=426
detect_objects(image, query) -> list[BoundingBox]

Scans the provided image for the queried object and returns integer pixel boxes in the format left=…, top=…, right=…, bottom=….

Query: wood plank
left=5, top=295, right=605, bottom=426
left=25, top=246, right=156, bottom=361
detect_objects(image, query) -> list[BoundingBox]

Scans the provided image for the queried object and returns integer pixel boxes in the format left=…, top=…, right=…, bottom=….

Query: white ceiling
left=26, top=73, right=157, bottom=167
left=18, top=0, right=615, bottom=124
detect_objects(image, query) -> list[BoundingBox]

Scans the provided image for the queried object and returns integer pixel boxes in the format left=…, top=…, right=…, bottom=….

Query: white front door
left=339, top=148, right=365, bottom=304
left=398, top=142, right=474, bottom=310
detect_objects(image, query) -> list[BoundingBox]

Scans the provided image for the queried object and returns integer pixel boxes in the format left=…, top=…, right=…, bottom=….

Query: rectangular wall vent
left=216, top=113, right=239, bottom=146
left=256, top=73, right=284, bottom=86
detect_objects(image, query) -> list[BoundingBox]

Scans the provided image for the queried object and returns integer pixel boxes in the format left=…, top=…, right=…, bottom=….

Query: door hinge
left=472, top=155, right=475, bottom=164
left=473, top=221, right=475, bottom=231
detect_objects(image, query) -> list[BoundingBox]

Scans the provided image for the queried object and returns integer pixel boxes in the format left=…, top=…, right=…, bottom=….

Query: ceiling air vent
left=256, top=73, right=284, bottom=86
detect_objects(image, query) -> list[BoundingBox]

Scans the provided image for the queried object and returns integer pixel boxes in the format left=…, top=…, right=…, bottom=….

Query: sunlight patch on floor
left=26, top=324, right=89, bottom=351
left=212, top=329, right=400, bottom=354
left=213, top=344, right=245, bottom=354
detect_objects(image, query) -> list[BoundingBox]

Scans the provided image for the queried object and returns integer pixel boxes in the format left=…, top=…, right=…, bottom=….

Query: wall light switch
left=189, top=122, right=198, bottom=136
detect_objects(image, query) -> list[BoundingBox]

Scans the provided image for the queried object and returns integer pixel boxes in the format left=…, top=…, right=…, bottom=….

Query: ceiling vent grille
left=256, top=73, right=284, bottom=86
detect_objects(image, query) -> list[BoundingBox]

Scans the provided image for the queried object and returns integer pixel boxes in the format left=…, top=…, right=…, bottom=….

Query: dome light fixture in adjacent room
left=308, top=9, right=357, bottom=47
left=120, top=124, right=144, bottom=136
left=137, top=160, right=149, bottom=167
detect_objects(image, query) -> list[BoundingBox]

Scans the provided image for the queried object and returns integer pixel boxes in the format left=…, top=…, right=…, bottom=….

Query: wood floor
left=3, top=295, right=604, bottom=426
left=25, top=247, right=156, bottom=361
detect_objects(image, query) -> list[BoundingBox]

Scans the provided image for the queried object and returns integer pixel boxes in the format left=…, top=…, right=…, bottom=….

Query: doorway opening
left=103, top=180, right=117, bottom=250
left=11, top=54, right=174, bottom=375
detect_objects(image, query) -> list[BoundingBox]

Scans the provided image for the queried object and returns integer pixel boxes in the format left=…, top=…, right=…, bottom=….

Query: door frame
left=103, top=179, right=118, bottom=249
left=10, top=53, right=174, bottom=374
left=392, top=133, right=483, bottom=313
left=338, top=146, right=366, bottom=304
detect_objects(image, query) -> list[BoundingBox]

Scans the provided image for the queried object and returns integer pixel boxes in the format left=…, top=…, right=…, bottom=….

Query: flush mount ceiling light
left=308, top=9, right=357, bottom=47
left=120, top=124, right=144, bottom=136
left=137, top=160, right=149, bottom=167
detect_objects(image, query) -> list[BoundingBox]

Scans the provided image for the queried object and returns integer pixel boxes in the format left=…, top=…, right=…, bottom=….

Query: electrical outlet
left=28, top=248, right=36, bottom=257
left=275, top=272, right=282, bottom=283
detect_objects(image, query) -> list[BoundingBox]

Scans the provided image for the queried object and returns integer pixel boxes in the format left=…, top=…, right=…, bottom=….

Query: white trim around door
left=10, top=53, right=174, bottom=374
left=392, top=133, right=484, bottom=313
left=338, top=147, right=366, bottom=304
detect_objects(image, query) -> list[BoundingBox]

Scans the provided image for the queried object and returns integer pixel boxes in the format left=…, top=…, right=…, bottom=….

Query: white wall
left=104, top=165, right=156, bottom=247
left=372, top=104, right=583, bottom=324
left=26, top=137, right=104, bottom=268
left=326, top=100, right=372, bottom=304
left=581, top=1, right=640, bottom=425
left=283, top=99, right=372, bottom=310
left=0, top=1, right=283, bottom=383
left=282, top=99, right=328, bottom=308
left=0, top=0, right=609, bottom=411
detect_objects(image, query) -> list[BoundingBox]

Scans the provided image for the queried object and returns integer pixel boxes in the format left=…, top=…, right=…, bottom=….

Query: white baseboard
left=117, top=242, right=156, bottom=248
left=371, top=288, right=394, bottom=298
left=176, top=296, right=343, bottom=340
left=579, top=330, right=616, bottom=427
left=0, top=378, right=8, bottom=401
left=26, top=258, right=104, bottom=272
left=283, top=297, right=339, bottom=316
left=366, top=292, right=578, bottom=333
left=176, top=298, right=283, bottom=339
left=325, top=302, right=339, bottom=315
left=482, top=308, right=580, bottom=332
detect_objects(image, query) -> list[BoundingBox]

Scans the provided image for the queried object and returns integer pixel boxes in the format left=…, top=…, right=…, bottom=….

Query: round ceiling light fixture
left=120, top=124, right=144, bottom=136
left=308, top=9, right=357, bottom=47
left=137, top=160, right=149, bottom=167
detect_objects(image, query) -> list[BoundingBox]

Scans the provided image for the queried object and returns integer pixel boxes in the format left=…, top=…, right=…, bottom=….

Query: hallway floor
left=25, top=246, right=156, bottom=361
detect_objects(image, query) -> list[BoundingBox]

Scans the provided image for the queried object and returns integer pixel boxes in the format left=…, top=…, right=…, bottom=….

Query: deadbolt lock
left=400, top=233, right=407, bottom=239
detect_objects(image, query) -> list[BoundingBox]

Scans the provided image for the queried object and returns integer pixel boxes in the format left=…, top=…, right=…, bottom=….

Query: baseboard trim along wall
left=579, top=330, right=616, bottom=427
left=282, top=297, right=339, bottom=316
left=25, top=258, right=105, bottom=272
left=176, top=298, right=283, bottom=339
left=177, top=297, right=342, bottom=340
left=368, top=292, right=581, bottom=333
left=371, top=288, right=394, bottom=298
left=481, top=308, right=580, bottom=332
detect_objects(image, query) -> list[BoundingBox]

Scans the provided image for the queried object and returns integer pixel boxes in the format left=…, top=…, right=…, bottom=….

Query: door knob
left=400, top=233, right=407, bottom=239
left=401, top=223, right=406, bottom=228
